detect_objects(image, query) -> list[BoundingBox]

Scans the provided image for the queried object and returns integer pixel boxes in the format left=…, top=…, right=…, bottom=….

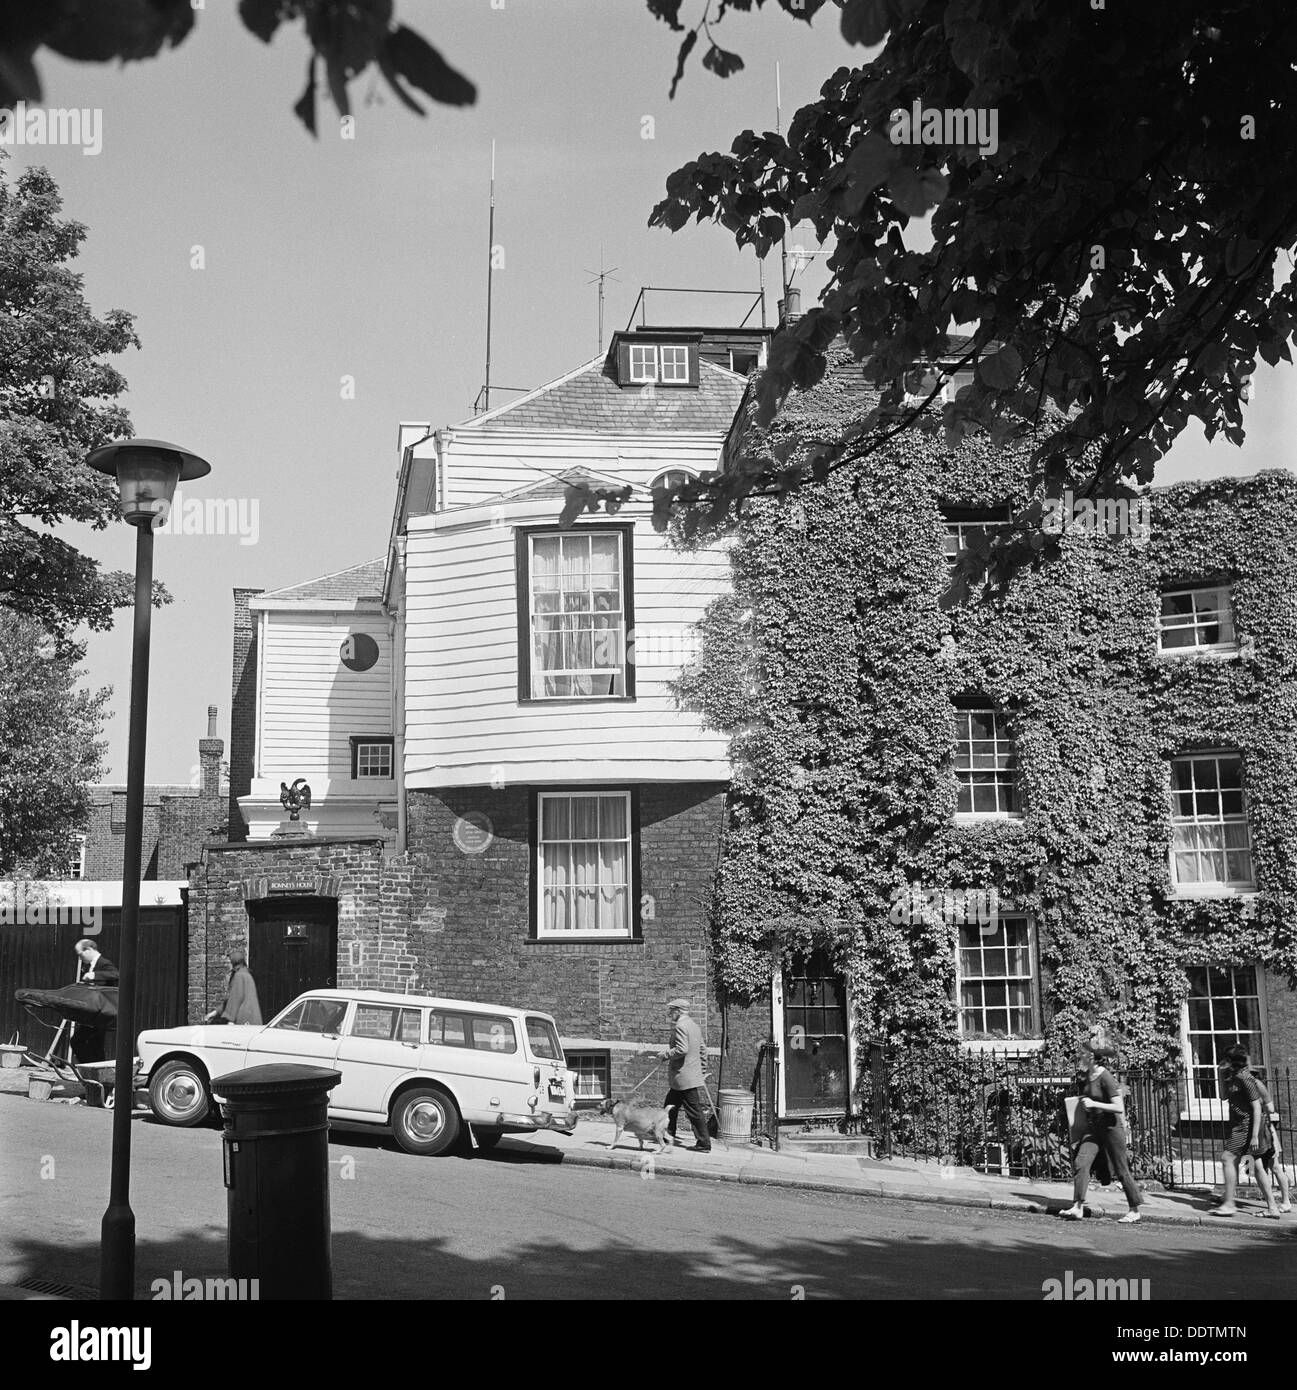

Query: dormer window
left=614, top=333, right=700, bottom=388
left=629, top=343, right=690, bottom=383
left=650, top=468, right=697, bottom=493
left=905, top=364, right=976, bottom=405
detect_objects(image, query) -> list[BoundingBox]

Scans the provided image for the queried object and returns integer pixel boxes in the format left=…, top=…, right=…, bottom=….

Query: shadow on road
left=5, top=1211, right=1291, bottom=1302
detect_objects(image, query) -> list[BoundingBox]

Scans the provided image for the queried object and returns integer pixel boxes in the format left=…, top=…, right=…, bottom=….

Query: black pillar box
left=214, top=1064, right=341, bottom=1300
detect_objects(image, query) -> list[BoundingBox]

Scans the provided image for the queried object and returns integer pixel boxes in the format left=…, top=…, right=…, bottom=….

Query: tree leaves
left=702, top=42, right=744, bottom=78
left=840, top=0, right=899, bottom=47
left=238, top=0, right=285, bottom=44
left=978, top=345, right=1023, bottom=392
left=669, top=28, right=698, bottom=99
left=3, top=1, right=476, bottom=136
left=293, top=56, right=318, bottom=135
left=647, top=0, right=686, bottom=31
left=384, top=24, right=475, bottom=108
left=0, top=161, right=151, bottom=638
left=650, top=0, right=1297, bottom=518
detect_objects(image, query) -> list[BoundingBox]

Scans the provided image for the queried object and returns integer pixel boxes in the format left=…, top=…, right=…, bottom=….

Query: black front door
left=247, top=897, right=338, bottom=1021
left=783, top=949, right=849, bottom=1114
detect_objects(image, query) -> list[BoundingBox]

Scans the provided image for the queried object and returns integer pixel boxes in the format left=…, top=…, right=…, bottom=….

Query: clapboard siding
left=259, top=612, right=393, bottom=780
left=438, top=433, right=728, bottom=511
left=402, top=510, right=731, bottom=785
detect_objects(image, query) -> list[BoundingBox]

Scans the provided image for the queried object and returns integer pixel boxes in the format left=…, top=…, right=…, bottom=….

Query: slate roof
left=463, top=357, right=746, bottom=433
left=259, top=558, right=386, bottom=603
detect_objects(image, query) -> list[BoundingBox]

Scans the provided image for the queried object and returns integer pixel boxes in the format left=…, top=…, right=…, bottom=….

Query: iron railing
left=861, top=1042, right=1295, bottom=1192
left=750, top=1041, right=780, bottom=1150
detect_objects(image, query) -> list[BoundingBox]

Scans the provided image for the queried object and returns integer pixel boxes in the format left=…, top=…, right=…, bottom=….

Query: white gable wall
left=255, top=606, right=395, bottom=786
left=430, top=430, right=727, bottom=513
left=403, top=495, right=731, bottom=788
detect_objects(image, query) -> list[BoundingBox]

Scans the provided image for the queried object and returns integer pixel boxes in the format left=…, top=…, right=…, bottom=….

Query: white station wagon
left=137, top=988, right=578, bottom=1156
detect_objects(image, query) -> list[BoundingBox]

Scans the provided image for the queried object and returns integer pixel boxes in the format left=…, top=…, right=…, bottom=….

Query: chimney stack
left=199, top=706, right=224, bottom=801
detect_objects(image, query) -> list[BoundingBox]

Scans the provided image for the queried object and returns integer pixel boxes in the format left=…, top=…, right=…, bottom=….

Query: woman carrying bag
left=1060, top=1044, right=1143, bottom=1224
left=204, top=948, right=262, bottom=1026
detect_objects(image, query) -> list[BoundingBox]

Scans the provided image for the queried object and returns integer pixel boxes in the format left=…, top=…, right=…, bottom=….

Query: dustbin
left=718, top=1088, right=755, bottom=1144
left=214, top=1063, right=341, bottom=1300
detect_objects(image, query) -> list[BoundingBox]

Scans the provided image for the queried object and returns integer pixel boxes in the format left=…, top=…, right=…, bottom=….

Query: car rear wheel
left=472, top=1128, right=503, bottom=1151
left=148, top=1060, right=211, bottom=1127
left=392, top=1087, right=460, bottom=1156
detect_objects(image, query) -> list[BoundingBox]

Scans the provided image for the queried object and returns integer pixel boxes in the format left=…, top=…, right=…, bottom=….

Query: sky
left=9, top=0, right=1295, bottom=784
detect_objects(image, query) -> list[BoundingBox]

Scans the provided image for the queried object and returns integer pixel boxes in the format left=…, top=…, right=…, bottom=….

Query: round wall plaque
left=340, top=633, right=379, bottom=672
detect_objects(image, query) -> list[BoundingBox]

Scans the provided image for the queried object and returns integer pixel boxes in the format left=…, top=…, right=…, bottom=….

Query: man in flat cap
left=659, top=997, right=711, bottom=1152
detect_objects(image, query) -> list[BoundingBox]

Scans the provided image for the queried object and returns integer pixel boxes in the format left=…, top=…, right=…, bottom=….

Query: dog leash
left=626, top=1060, right=665, bottom=1097
left=624, top=1058, right=728, bottom=1147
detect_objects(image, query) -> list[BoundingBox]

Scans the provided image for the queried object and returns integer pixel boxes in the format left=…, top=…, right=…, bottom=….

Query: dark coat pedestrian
left=1060, top=1046, right=1142, bottom=1223
left=660, top=997, right=712, bottom=1151
left=206, top=949, right=262, bottom=1026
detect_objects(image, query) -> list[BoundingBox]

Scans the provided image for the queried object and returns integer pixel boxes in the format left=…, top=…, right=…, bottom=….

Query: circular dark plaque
left=340, top=633, right=379, bottom=672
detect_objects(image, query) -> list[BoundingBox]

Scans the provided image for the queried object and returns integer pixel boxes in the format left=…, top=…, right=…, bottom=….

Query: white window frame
left=628, top=343, right=659, bottom=382
left=566, top=1050, right=611, bottom=1105
left=628, top=343, right=692, bottom=384
left=953, top=704, right=1020, bottom=819
left=942, top=510, right=1011, bottom=568
left=649, top=468, right=697, bottom=493
left=659, top=344, right=690, bottom=382
left=66, top=832, right=87, bottom=881
left=527, top=531, right=627, bottom=699
left=536, top=791, right=633, bottom=939
left=1168, top=753, right=1255, bottom=896
left=1179, top=963, right=1269, bottom=1118
left=353, top=740, right=393, bottom=779
left=905, top=364, right=976, bottom=407
left=955, top=915, right=1042, bottom=1044
left=1157, top=585, right=1238, bottom=657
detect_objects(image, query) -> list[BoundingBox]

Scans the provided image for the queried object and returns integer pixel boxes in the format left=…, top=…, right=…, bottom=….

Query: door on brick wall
left=783, top=950, right=849, bottom=1114
left=247, top=897, right=338, bottom=1021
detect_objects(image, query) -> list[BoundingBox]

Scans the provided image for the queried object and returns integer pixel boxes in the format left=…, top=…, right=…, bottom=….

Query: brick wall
left=227, top=588, right=263, bottom=843
left=188, top=837, right=386, bottom=1022
left=402, top=783, right=728, bottom=1097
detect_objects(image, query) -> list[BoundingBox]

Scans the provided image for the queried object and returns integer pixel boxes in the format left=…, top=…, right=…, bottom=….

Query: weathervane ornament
left=279, top=778, right=312, bottom=821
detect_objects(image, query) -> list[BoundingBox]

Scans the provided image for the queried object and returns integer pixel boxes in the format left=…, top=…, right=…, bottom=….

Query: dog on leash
left=599, top=1097, right=677, bottom=1152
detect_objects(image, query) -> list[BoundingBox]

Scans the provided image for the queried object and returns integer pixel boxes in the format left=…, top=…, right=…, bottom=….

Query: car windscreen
left=525, top=1016, right=565, bottom=1063
left=272, top=998, right=347, bottom=1034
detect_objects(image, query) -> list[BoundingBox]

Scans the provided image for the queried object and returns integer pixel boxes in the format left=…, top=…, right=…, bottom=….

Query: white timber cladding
left=402, top=495, right=733, bottom=788
left=432, top=431, right=726, bottom=511
left=255, top=605, right=394, bottom=783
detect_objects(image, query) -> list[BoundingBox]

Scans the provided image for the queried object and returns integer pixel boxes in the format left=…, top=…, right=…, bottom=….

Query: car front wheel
left=148, top=1060, right=211, bottom=1127
left=392, top=1088, right=460, bottom=1156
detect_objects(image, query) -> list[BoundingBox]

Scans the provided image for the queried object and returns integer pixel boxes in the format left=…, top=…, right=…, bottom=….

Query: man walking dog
left=659, top=997, right=712, bottom=1152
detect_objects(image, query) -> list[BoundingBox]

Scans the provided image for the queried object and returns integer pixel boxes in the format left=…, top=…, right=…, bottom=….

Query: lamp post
left=86, top=438, right=211, bottom=1301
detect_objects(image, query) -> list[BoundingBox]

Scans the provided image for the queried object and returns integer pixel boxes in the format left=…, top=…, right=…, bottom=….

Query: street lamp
left=86, top=438, right=211, bottom=1301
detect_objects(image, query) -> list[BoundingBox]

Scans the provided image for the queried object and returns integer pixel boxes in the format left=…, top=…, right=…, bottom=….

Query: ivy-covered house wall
left=680, top=348, right=1297, bottom=1111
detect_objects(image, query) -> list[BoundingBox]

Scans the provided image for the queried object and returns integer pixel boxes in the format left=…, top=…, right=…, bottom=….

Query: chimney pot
left=206, top=705, right=217, bottom=738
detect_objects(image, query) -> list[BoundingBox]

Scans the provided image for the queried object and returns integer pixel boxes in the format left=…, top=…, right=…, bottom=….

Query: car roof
left=292, top=988, right=555, bottom=1020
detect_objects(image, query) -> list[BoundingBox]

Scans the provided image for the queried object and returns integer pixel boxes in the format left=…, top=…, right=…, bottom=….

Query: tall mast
left=484, top=139, right=496, bottom=413
left=776, top=63, right=789, bottom=307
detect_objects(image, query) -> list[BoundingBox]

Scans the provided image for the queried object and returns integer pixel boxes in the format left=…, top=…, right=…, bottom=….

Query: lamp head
left=86, top=438, right=211, bottom=526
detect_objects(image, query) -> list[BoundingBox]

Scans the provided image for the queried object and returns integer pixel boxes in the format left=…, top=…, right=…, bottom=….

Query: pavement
left=2, top=1058, right=1292, bottom=1303
left=503, top=1118, right=1297, bottom=1232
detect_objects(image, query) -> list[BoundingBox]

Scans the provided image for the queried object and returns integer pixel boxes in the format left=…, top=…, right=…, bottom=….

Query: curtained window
left=538, top=792, right=632, bottom=937
left=528, top=532, right=626, bottom=698
left=1169, top=754, right=1254, bottom=891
